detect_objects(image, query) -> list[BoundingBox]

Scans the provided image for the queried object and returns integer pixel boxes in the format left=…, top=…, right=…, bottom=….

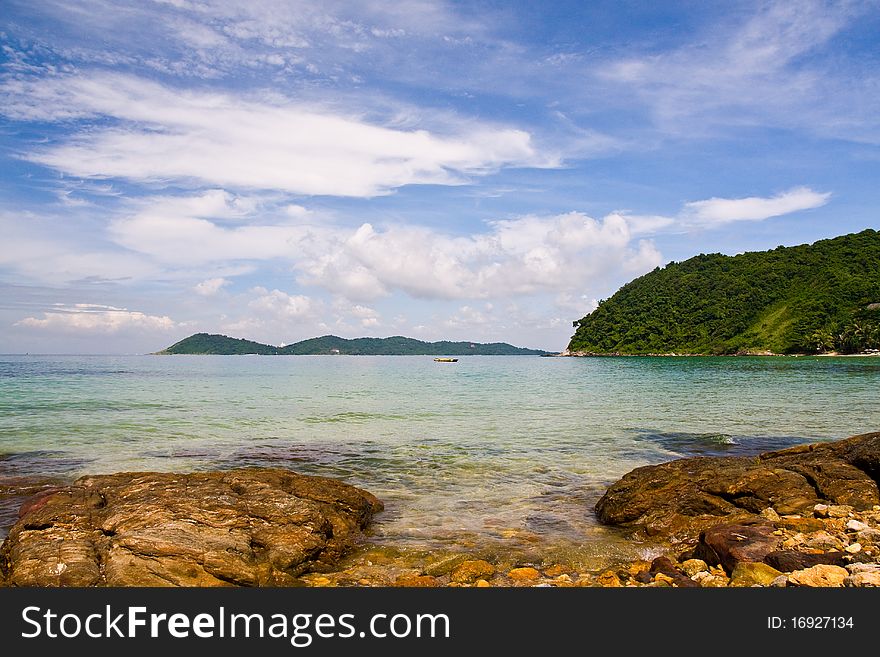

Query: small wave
left=632, top=429, right=810, bottom=457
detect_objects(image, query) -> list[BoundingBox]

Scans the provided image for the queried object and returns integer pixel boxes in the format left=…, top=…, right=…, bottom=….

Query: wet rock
left=424, top=554, right=469, bottom=577
left=450, top=560, right=496, bottom=584
left=475, top=579, right=492, bottom=588
left=763, top=550, right=846, bottom=572
left=595, top=432, right=880, bottom=540
left=596, top=570, right=622, bottom=587
left=788, top=564, right=849, bottom=587
left=542, top=564, right=567, bottom=577
left=694, top=522, right=779, bottom=573
left=776, top=517, right=824, bottom=533
left=680, top=558, right=709, bottom=577
left=0, top=469, right=382, bottom=587
left=634, top=570, right=653, bottom=584
left=730, top=562, right=783, bottom=587
left=649, top=556, right=699, bottom=587
left=394, top=574, right=440, bottom=587
left=507, top=567, right=541, bottom=581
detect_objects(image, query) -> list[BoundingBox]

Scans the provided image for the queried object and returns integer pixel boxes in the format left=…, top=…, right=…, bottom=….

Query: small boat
left=433, top=357, right=458, bottom=362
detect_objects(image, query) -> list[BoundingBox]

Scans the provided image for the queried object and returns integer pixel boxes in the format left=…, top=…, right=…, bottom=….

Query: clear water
left=2, top=354, right=878, bottom=566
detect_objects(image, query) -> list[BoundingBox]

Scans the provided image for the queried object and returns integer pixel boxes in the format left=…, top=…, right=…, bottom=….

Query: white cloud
left=16, top=304, right=177, bottom=334
left=295, top=212, right=662, bottom=301
left=248, top=288, right=316, bottom=319
left=683, top=187, right=831, bottom=225
left=193, top=277, right=229, bottom=296
left=2, top=72, right=552, bottom=198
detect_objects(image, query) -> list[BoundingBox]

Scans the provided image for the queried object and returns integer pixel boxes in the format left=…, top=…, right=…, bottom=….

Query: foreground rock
left=595, top=431, right=880, bottom=541
left=0, top=469, right=382, bottom=587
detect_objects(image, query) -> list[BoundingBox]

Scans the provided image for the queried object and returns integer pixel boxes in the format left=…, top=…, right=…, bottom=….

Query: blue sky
left=1, top=0, right=878, bottom=353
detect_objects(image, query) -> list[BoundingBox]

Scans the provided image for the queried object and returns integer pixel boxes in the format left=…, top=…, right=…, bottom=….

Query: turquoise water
left=2, top=354, right=879, bottom=565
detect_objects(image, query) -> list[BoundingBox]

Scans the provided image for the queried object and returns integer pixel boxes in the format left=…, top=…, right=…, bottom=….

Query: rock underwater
left=0, top=469, right=382, bottom=587
left=595, top=431, right=880, bottom=541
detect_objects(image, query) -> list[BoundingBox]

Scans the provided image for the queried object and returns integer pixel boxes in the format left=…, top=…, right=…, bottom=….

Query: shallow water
left=1, top=354, right=878, bottom=566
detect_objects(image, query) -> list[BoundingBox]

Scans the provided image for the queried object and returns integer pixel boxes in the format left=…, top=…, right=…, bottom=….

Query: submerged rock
left=595, top=431, right=880, bottom=540
left=0, top=469, right=382, bottom=587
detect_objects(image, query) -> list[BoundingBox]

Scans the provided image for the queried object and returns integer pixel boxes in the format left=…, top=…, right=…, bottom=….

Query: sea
left=2, top=354, right=878, bottom=568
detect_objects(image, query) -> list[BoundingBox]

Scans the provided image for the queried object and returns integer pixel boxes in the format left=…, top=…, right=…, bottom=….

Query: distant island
left=568, top=229, right=880, bottom=355
left=157, top=333, right=549, bottom=356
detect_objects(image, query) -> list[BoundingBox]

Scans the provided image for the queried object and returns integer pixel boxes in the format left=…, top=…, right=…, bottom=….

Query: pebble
left=597, top=571, right=622, bottom=587
left=451, top=560, right=496, bottom=584
left=844, top=572, right=880, bottom=587
left=846, top=519, right=869, bottom=532
left=813, top=503, right=829, bottom=518
left=475, top=579, right=492, bottom=588
left=844, top=543, right=862, bottom=554
left=542, top=564, right=567, bottom=577
left=788, top=564, right=849, bottom=587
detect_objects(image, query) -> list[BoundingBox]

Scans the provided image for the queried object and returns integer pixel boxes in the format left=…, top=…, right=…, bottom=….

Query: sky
left=1, top=0, right=879, bottom=353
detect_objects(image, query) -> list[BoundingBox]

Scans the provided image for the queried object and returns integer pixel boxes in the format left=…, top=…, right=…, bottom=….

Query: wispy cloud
left=682, top=187, right=831, bottom=226
left=2, top=72, right=553, bottom=197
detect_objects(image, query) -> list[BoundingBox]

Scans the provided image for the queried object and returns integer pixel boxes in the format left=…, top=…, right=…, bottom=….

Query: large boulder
left=595, top=431, right=880, bottom=540
left=0, top=469, right=382, bottom=587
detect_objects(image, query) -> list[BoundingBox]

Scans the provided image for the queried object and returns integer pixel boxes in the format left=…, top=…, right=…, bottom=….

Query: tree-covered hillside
left=158, top=333, right=547, bottom=355
left=158, top=333, right=279, bottom=354
left=568, top=229, right=880, bottom=355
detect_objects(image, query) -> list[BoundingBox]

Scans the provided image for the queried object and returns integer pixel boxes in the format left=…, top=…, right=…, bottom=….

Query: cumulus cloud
left=248, top=288, right=316, bottom=319
left=295, top=212, right=662, bottom=301
left=15, top=304, right=177, bottom=333
left=193, top=277, right=229, bottom=296
left=682, top=187, right=831, bottom=225
left=2, top=72, right=552, bottom=198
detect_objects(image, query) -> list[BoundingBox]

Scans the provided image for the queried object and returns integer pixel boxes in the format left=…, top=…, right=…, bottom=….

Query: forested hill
left=567, top=229, right=880, bottom=355
left=158, top=334, right=548, bottom=355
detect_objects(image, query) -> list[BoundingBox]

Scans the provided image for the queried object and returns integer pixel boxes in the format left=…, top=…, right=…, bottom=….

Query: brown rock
left=730, top=561, right=783, bottom=587
left=394, top=575, right=440, bottom=587
left=845, top=572, right=880, bottom=587
left=776, top=517, right=824, bottom=533
left=680, top=558, right=709, bottom=577
left=694, top=522, right=779, bottom=573
left=763, top=550, right=846, bottom=572
left=542, top=564, right=567, bottom=577
left=595, top=432, right=880, bottom=540
left=788, top=564, right=849, bottom=587
left=649, top=556, right=700, bottom=587
left=507, top=567, right=541, bottom=581
left=0, top=469, right=382, bottom=587
left=596, top=570, right=622, bottom=587
left=450, top=560, right=496, bottom=584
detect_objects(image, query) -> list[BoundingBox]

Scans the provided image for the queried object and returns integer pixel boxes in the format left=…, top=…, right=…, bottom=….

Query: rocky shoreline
left=2, top=432, right=878, bottom=587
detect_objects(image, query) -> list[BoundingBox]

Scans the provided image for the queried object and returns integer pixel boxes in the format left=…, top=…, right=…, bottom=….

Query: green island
left=157, top=333, right=548, bottom=356
left=568, top=229, right=880, bottom=355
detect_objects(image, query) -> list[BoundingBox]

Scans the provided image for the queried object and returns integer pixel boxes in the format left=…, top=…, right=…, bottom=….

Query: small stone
left=475, top=579, right=491, bottom=588
left=770, top=575, right=788, bottom=587
left=846, top=519, right=869, bottom=532
left=709, top=565, right=726, bottom=576
left=542, top=564, right=567, bottom=578
left=760, top=507, right=781, bottom=521
left=451, top=560, right=496, bottom=584
left=844, top=543, right=862, bottom=554
left=507, top=567, right=541, bottom=581
left=680, top=559, right=709, bottom=577
left=873, top=505, right=880, bottom=512
left=827, top=505, right=854, bottom=518
left=773, top=530, right=784, bottom=536
left=394, top=575, right=439, bottom=587
left=358, top=578, right=372, bottom=586
left=553, top=573, right=572, bottom=583
left=730, top=562, right=784, bottom=587
left=846, top=563, right=880, bottom=574
left=844, top=572, right=880, bottom=587
left=813, top=503, right=829, bottom=518
left=597, top=570, right=622, bottom=587
left=777, top=517, right=824, bottom=533
left=788, top=564, right=848, bottom=587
